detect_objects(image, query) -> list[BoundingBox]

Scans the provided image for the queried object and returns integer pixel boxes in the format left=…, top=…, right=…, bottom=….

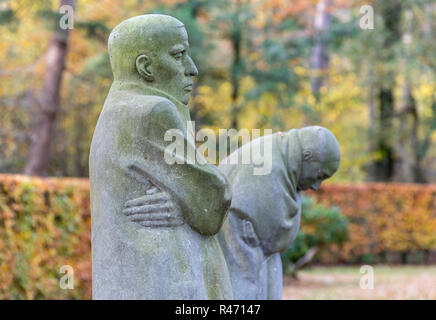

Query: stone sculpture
left=89, top=14, right=233, bottom=299
left=218, top=126, right=341, bottom=299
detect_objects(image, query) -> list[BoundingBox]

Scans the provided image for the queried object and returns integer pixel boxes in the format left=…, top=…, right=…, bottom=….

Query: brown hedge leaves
left=0, top=174, right=91, bottom=299
left=1, top=175, right=435, bottom=298
left=309, top=183, right=436, bottom=263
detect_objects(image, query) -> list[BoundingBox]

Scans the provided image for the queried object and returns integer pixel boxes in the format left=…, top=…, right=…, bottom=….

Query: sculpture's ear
left=303, top=150, right=313, bottom=161
left=136, top=54, right=154, bottom=82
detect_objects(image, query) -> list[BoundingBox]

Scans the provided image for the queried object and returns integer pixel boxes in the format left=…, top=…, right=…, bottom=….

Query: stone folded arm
left=122, top=186, right=184, bottom=228
left=122, top=99, right=232, bottom=236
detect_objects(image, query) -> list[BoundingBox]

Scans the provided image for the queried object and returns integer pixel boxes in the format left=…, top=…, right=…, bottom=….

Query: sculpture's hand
left=123, top=186, right=183, bottom=227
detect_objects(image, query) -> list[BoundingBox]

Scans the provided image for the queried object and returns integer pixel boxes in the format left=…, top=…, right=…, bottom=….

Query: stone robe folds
left=90, top=81, right=233, bottom=299
left=218, top=130, right=302, bottom=299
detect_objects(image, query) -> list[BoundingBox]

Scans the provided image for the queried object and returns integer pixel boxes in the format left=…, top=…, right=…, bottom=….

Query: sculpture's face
left=150, top=26, right=198, bottom=105
left=297, top=158, right=339, bottom=191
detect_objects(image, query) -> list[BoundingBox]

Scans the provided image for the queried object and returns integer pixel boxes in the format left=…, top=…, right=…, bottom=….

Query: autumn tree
left=24, top=0, right=75, bottom=176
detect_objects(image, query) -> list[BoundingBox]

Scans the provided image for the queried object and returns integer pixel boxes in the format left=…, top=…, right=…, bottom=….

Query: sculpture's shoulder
left=219, top=132, right=283, bottom=181
left=106, top=89, right=177, bottom=120
left=91, top=90, right=179, bottom=159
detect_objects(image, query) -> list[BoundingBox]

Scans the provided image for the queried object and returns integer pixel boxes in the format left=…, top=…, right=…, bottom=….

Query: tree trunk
left=368, top=2, right=402, bottom=182
left=400, top=251, right=409, bottom=264
left=410, top=4, right=436, bottom=183
left=394, top=80, right=412, bottom=182
left=393, top=9, right=430, bottom=183
left=24, top=0, right=75, bottom=176
left=409, top=90, right=426, bottom=183
left=423, top=250, right=431, bottom=265
left=367, top=81, right=377, bottom=179
left=310, top=0, right=331, bottom=99
left=230, top=17, right=242, bottom=130
left=372, top=88, right=395, bottom=181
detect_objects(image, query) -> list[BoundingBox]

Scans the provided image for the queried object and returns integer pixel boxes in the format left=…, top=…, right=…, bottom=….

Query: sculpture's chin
left=277, top=230, right=295, bottom=253
left=182, top=94, right=191, bottom=105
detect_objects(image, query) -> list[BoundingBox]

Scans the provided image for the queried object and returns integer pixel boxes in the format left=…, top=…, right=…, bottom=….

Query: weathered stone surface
left=218, top=126, right=341, bottom=299
left=89, top=14, right=232, bottom=299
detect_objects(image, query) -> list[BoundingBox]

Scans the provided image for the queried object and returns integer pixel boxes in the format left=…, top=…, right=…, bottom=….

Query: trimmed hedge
left=1, top=175, right=436, bottom=298
left=0, top=174, right=91, bottom=299
left=309, top=183, right=436, bottom=264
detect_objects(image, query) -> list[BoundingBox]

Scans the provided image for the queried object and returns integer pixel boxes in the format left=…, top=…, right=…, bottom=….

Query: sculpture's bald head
left=296, top=126, right=341, bottom=190
left=108, top=14, right=198, bottom=104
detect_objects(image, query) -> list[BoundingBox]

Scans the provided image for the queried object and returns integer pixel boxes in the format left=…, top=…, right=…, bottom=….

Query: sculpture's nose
left=185, top=56, right=198, bottom=76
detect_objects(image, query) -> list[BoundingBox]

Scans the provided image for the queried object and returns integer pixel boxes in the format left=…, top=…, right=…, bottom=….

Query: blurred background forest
left=1, top=0, right=436, bottom=183
left=1, top=0, right=436, bottom=299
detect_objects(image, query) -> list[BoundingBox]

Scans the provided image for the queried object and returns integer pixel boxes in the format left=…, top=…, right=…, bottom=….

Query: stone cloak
left=218, top=130, right=302, bottom=299
left=90, top=81, right=233, bottom=299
